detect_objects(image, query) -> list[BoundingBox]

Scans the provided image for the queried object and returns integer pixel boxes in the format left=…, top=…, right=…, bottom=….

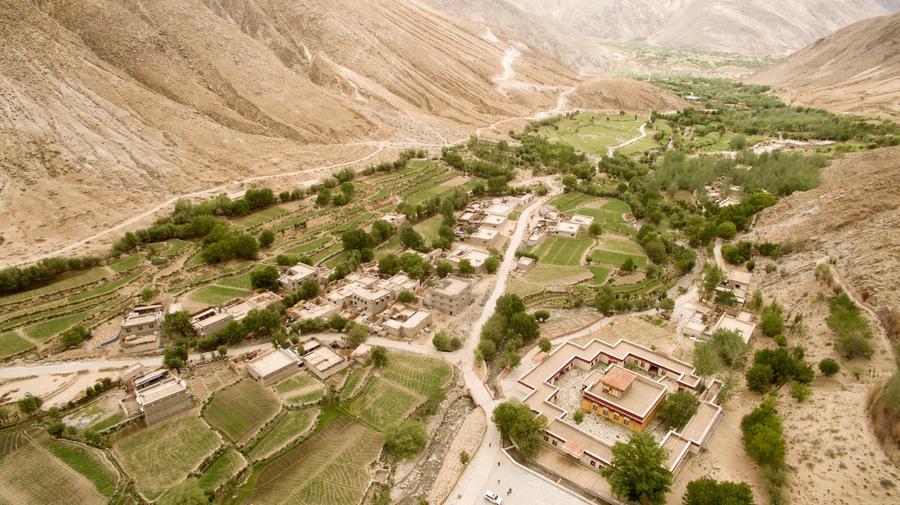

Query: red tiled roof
left=601, top=367, right=636, bottom=391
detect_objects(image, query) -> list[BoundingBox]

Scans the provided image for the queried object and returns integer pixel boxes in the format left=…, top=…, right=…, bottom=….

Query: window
left=543, top=436, right=549, bottom=442
left=623, top=418, right=630, bottom=426
left=590, top=460, right=596, bottom=467
left=552, top=440, right=557, bottom=446
left=603, top=409, right=608, bottom=416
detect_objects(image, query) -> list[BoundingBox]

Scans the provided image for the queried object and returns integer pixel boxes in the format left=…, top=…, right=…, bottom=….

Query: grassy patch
left=197, top=447, right=245, bottom=492
left=286, top=389, right=325, bottom=405
left=0, top=267, right=109, bottom=305
left=24, top=311, right=91, bottom=341
left=0, top=331, right=35, bottom=358
left=0, top=436, right=107, bottom=505
left=549, top=192, right=598, bottom=212
left=204, top=379, right=281, bottom=444
left=340, top=368, right=369, bottom=401
left=161, top=239, right=192, bottom=257
left=217, top=272, right=253, bottom=291
left=380, top=353, right=452, bottom=397
left=590, top=249, right=648, bottom=269
left=539, top=112, right=645, bottom=156
left=69, top=272, right=141, bottom=303
left=588, top=266, right=612, bottom=285
left=274, top=373, right=320, bottom=396
left=414, top=215, right=444, bottom=246
left=284, top=237, right=332, bottom=256
left=112, top=414, right=221, bottom=500
left=188, top=285, right=252, bottom=306
left=601, top=200, right=631, bottom=214
left=109, top=255, right=141, bottom=273
left=37, top=432, right=119, bottom=496
left=347, top=378, right=420, bottom=429
left=233, top=207, right=290, bottom=229
left=247, top=408, right=318, bottom=462
left=531, top=236, right=592, bottom=266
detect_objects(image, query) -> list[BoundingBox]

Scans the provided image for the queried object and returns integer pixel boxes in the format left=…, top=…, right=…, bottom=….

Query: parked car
left=484, top=490, right=503, bottom=504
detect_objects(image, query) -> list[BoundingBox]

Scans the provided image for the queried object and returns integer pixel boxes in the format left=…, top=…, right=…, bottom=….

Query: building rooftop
left=569, top=214, right=594, bottom=226
left=485, top=204, right=513, bottom=217
left=136, top=377, right=186, bottom=406
left=351, top=286, right=390, bottom=302
left=585, top=365, right=667, bottom=418
left=248, top=348, right=299, bottom=378
left=600, top=366, right=637, bottom=391
left=304, top=347, right=344, bottom=372
left=555, top=222, right=580, bottom=235
left=122, top=313, right=160, bottom=327
left=224, top=291, right=282, bottom=321
left=481, top=214, right=506, bottom=226
left=432, top=277, right=470, bottom=298
left=712, top=314, right=757, bottom=344
left=282, top=262, right=317, bottom=280
left=471, top=227, right=499, bottom=240
left=727, top=270, right=753, bottom=285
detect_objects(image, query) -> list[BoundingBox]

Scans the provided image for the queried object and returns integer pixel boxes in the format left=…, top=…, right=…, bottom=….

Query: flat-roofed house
left=135, top=377, right=192, bottom=425
left=120, top=304, right=163, bottom=337
left=444, top=245, right=490, bottom=272
left=580, top=365, right=666, bottom=432
left=551, top=221, right=580, bottom=239
left=725, top=270, right=752, bottom=292
left=247, top=348, right=300, bottom=386
left=466, top=227, right=501, bottom=249
left=384, top=309, right=432, bottom=339
left=711, top=313, right=757, bottom=344
left=278, top=263, right=320, bottom=292
left=376, top=273, right=419, bottom=299
left=480, top=214, right=506, bottom=229
left=568, top=215, right=594, bottom=231
left=380, top=213, right=407, bottom=227
left=485, top=203, right=513, bottom=218
left=223, top=292, right=282, bottom=323
left=286, top=299, right=339, bottom=321
left=516, top=256, right=536, bottom=273
left=425, top=276, right=474, bottom=315
left=303, top=347, right=348, bottom=380
left=349, top=286, right=391, bottom=315
left=190, top=308, right=233, bottom=337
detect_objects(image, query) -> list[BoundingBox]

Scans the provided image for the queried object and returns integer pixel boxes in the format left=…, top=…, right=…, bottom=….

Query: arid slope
left=751, top=12, right=900, bottom=119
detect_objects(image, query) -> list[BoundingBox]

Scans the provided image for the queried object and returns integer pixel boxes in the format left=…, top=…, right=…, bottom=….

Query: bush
left=60, top=326, right=91, bottom=349
left=383, top=421, right=427, bottom=459
left=397, top=290, right=416, bottom=304
left=573, top=409, right=584, bottom=424
left=534, top=309, right=550, bottom=322
left=492, top=400, right=547, bottom=459
left=250, top=266, right=279, bottom=291
left=740, top=398, right=786, bottom=502
left=538, top=338, right=551, bottom=353
left=459, top=451, right=470, bottom=465
left=759, top=304, right=784, bottom=337
left=683, top=478, right=754, bottom=505
left=790, top=382, right=812, bottom=402
left=818, top=358, right=840, bottom=377
left=258, top=229, right=275, bottom=249
left=432, top=330, right=454, bottom=352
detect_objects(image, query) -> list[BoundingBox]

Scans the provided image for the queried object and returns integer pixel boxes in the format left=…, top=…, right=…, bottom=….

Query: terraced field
left=247, top=408, right=319, bottom=462
left=0, top=331, right=34, bottom=359
left=347, top=378, right=421, bottom=429
left=549, top=192, right=599, bottom=212
left=273, top=372, right=323, bottom=404
left=36, top=432, right=119, bottom=496
left=340, top=368, right=369, bottom=401
left=196, top=448, right=246, bottom=492
left=24, top=311, right=91, bottom=341
left=531, top=236, right=593, bottom=266
left=188, top=285, right=252, bottom=306
left=244, top=417, right=383, bottom=505
left=112, top=415, right=221, bottom=500
left=380, top=353, right=452, bottom=398
left=204, top=379, right=281, bottom=444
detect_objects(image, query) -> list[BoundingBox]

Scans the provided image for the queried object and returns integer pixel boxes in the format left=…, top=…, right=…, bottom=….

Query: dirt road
left=607, top=121, right=648, bottom=157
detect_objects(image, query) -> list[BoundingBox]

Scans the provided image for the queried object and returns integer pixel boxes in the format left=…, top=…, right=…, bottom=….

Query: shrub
left=759, top=304, right=784, bottom=337
left=258, top=229, right=275, bottom=249
left=602, top=433, right=672, bottom=505
left=383, top=421, right=427, bottom=459
left=657, top=391, right=700, bottom=430
left=459, top=451, right=470, bottom=465
left=397, top=290, right=416, bottom=304
left=683, top=478, right=754, bottom=505
left=818, top=358, right=840, bottom=377
left=790, top=382, right=811, bottom=402
left=492, top=400, right=547, bottom=459
left=538, top=338, right=551, bottom=353
left=432, top=330, right=454, bottom=352
left=250, top=266, right=279, bottom=291
left=60, top=326, right=91, bottom=349
left=573, top=409, right=584, bottom=424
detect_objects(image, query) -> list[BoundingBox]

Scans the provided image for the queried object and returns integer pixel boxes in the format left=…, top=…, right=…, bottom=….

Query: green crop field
left=539, top=112, right=646, bottom=156
left=600, top=238, right=646, bottom=255
left=188, top=285, right=252, bottom=306
left=217, top=272, right=253, bottom=290
left=601, top=200, right=632, bottom=215
left=532, top=236, right=592, bottom=266
left=234, top=207, right=290, bottom=229
left=284, top=237, right=332, bottom=256
left=0, top=331, right=34, bottom=359
left=347, top=378, right=420, bottom=429
left=0, top=434, right=107, bottom=505
left=286, top=389, right=326, bottom=405
left=590, top=249, right=649, bottom=269
left=243, top=416, right=383, bottom=505
left=247, top=408, right=319, bottom=462
left=274, top=372, right=320, bottom=396
left=36, top=432, right=119, bottom=496
left=549, top=192, right=598, bottom=212
left=204, top=379, right=281, bottom=444
left=113, top=414, right=221, bottom=500
left=24, top=311, right=91, bottom=342
left=0, top=267, right=109, bottom=305
left=161, top=239, right=191, bottom=257
left=588, top=266, right=612, bottom=285
left=340, top=368, right=369, bottom=401
left=381, top=353, right=452, bottom=397
left=69, top=272, right=141, bottom=302
left=109, top=255, right=141, bottom=273
left=197, top=448, right=245, bottom=492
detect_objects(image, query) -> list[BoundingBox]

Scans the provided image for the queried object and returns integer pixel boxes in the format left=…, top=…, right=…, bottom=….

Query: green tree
left=573, top=409, right=585, bottom=424
left=316, top=189, right=331, bottom=206
left=818, top=358, right=840, bottom=376
left=716, top=221, right=737, bottom=239
left=538, top=337, right=551, bottom=353
left=371, top=346, right=388, bottom=368
left=398, top=290, right=416, bottom=304
left=602, top=432, right=672, bottom=505
left=258, top=229, right=275, bottom=249
left=683, top=478, right=754, bottom=505
left=589, top=222, right=604, bottom=237
left=163, top=345, right=188, bottom=371
left=217, top=346, right=227, bottom=357
left=162, top=311, right=196, bottom=340
left=491, top=400, right=547, bottom=459
left=140, top=285, right=157, bottom=302
left=595, top=286, right=616, bottom=315
left=484, top=256, right=499, bottom=274
left=60, top=326, right=90, bottom=349
left=250, top=266, right=279, bottom=291
left=495, top=294, right=525, bottom=319
left=346, top=322, right=369, bottom=347
left=17, top=395, right=43, bottom=416
left=741, top=398, right=786, bottom=471
left=790, top=382, right=811, bottom=402
left=759, top=304, right=784, bottom=337
left=243, top=309, right=282, bottom=337
left=745, top=363, right=774, bottom=393
left=657, top=391, right=700, bottom=430
left=534, top=310, right=550, bottom=322
left=458, top=259, right=475, bottom=275
left=620, top=257, right=637, bottom=273
left=379, top=254, right=401, bottom=276
left=399, top=226, right=425, bottom=250
left=383, top=421, right=427, bottom=459
left=342, top=228, right=372, bottom=251
left=478, top=339, right=497, bottom=361
left=700, top=264, right=724, bottom=302
left=433, top=330, right=453, bottom=352
left=729, top=134, right=749, bottom=151
left=508, top=312, right=540, bottom=342
left=435, top=261, right=453, bottom=278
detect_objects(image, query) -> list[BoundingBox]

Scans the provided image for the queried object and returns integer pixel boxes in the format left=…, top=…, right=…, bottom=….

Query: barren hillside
left=507, top=0, right=900, bottom=54
left=750, top=12, right=900, bottom=120
left=0, top=0, right=582, bottom=265
left=749, top=146, right=900, bottom=310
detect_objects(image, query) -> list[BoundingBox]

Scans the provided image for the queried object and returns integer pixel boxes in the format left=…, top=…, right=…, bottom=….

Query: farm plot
left=24, top=311, right=90, bottom=342
left=196, top=447, right=246, bottom=492
left=340, top=368, right=369, bottom=401
left=273, top=372, right=323, bottom=403
left=247, top=408, right=319, bottom=462
left=347, top=378, right=421, bottom=429
left=549, top=192, right=598, bottom=212
left=203, top=379, right=281, bottom=444
left=380, top=353, right=452, bottom=398
left=35, top=432, right=119, bottom=496
left=284, top=236, right=332, bottom=256
left=531, top=236, right=592, bottom=266
left=108, top=255, right=141, bottom=273
left=0, top=331, right=34, bottom=359
left=233, top=207, right=290, bottom=229
left=0, top=435, right=107, bottom=505
left=112, top=414, right=221, bottom=500
left=68, top=273, right=141, bottom=303
left=188, top=285, right=252, bottom=306
left=244, top=416, right=383, bottom=505
left=539, top=113, right=646, bottom=157
left=0, top=267, right=109, bottom=306
left=0, top=430, right=26, bottom=456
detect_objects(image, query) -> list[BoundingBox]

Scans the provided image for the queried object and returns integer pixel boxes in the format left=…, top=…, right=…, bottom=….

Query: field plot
left=284, top=236, right=332, bottom=256
left=539, top=112, right=645, bottom=157
left=233, top=207, right=290, bottom=229
left=188, top=285, right=252, bottom=306
left=197, top=448, right=246, bottom=492
left=0, top=430, right=26, bottom=455
left=340, top=368, right=369, bottom=401
left=531, top=236, right=592, bottom=266
left=204, top=379, right=281, bottom=444
left=347, top=378, right=421, bottom=429
left=68, top=273, right=140, bottom=302
left=247, top=408, right=319, bottom=461
left=35, top=432, right=119, bottom=496
left=113, top=414, right=221, bottom=500
left=108, top=255, right=141, bottom=273
left=0, top=267, right=109, bottom=305
left=549, top=192, right=599, bottom=212
left=590, top=247, right=649, bottom=270
left=0, top=331, right=34, bottom=358
left=274, top=372, right=323, bottom=403
left=24, top=311, right=90, bottom=341
left=588, top=266, right=612, bottom=285
left=0, top=434, right=106, bottom=505
left=380, top=353, right=452, bottom=398
left=244, top=417, right=383, bottom=505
